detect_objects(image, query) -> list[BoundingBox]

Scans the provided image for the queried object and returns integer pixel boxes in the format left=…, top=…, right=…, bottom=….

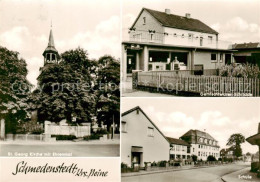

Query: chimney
left=185, top=13, right=191, bottom=19
left=165, top=9, right=171, bottom=14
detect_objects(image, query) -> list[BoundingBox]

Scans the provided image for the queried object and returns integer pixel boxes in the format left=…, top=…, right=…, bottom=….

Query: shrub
left=31, top=128, right=44, bottom=134
left=83, top=133, right=101, bottom=141
left=95, top=129, right=109, bottom=135
left=207, top=155, right=217, bottom=161
left=192, top=155, right=198, bottom=162
left=121, top=162, right=128, bottom=169
left=174, top=162, right=180, bottom=166
left=219, top=63, right=260, bottom=78
left=151, top=161, right=157, bottom=167
left=158, top=160, right=167, bottom=167
left=51, top=135, right=77, bottom=140
left=251, top=162, right=259, bottom=172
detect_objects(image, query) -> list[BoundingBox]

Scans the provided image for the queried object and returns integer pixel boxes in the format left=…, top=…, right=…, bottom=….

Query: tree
left=35, top=47, right=96, bottom=124
left=0, top=46, right=32, bottom=133
left=95, top=55, right=120, bottom=131
left=226, top=133, right=245, bottom=158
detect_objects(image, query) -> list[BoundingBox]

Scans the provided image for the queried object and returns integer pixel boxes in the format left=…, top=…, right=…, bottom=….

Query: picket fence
left=135, top=71, right=260, bottom=96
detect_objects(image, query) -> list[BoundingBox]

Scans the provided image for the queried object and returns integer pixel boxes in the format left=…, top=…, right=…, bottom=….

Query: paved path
left=122, top=164, right=249, bottom=182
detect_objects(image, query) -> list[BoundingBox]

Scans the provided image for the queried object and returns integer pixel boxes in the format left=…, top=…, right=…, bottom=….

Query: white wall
left=121, top=109, right=170, bottom=167
left=194, top=51, right=226, bottom=69
left=170, top=144, right=189, bottom=159
left=191, top=144, right=220, bottom=161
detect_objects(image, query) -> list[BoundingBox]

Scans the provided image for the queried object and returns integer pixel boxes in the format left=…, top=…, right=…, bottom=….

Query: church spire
left=48, top=29, right=55, bottom=48
left=42, top=22, right=59, bottom=65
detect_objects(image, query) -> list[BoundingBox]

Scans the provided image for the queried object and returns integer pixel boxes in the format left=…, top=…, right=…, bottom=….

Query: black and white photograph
left=0, top=0, right=120, bottom=157
left=121, top=97, right=260, bottom=182
left=121, top=0, right=260, bottom=97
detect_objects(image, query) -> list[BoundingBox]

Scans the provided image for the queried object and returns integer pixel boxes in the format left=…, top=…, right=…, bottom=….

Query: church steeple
left=43, top=24, right=59, bottom=65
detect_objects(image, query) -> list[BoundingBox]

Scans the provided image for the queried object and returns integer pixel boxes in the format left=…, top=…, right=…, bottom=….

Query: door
left=132, top=152, right=141, bottom=167
left=127, top=50, right=136, bottom=74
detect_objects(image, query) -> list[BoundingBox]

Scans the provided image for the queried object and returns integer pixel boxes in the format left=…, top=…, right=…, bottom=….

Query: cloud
left=0, top=26, right=30, bottom=50
left=211, top=17, right=260, bottom=43
left=56, top=15, right=120, bottom=59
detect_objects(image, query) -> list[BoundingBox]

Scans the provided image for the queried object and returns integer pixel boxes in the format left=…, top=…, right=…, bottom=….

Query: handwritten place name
left=238, top=175, right=252, bottom=180
left=12, top=161, right=108, bottom=178
left=8, top=152, right=73, bottom=157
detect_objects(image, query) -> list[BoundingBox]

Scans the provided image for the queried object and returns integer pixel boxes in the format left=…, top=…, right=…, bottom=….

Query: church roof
left=43, top=29, right=58, bottom=54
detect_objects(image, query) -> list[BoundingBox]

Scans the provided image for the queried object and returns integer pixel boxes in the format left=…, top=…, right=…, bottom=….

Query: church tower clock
left=42, top=27, right=59, bottom=65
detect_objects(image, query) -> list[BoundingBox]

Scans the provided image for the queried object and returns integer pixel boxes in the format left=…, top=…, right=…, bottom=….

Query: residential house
left=220, top=148, right=235, bottom=160
left=180, top=129, right=220, bottom=161
left=232, top=42, right=260, bottom=67
left=167, top=137, right=191, bottom=160
left=121, top=106, right=170, bottom=167
left=122, top=8, right=234, bottom=81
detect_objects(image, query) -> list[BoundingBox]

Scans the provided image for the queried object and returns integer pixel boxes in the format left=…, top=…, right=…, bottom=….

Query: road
left=122, top=164, right=248, bottom=182
left=0, top=143, right=119, bottom=157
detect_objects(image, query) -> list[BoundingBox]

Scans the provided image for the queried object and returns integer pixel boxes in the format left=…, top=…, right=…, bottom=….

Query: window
left=211, top=54, right=217, bottom=62
left=188, top=33, right=193, bottom=42
left=182, top=34, right=185, bottom=38
left=208, top=36, right=213, bottom=44
left=143, top=17, right=146, bottom=25
left=148, top=127, right=154, bottom=137
left=122, top=121, right=127, bottom=133
left=52, top=54, right=56, bottom=61
left=47, top=54, right=50, bottom=61
left=193, top=148, right=195, bottom=152
left=200, top=37, right=203, bottom=46
left=220, top=53, right=223, bottom=63
left=150, top=33, right=154, bottom=41
left=198, top=152, right=200, bottom=156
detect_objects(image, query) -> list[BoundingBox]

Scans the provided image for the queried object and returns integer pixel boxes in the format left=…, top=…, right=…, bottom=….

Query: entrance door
left=132, top=152, right=142, bottom=167
left=225, top=54, right=232, bottom=64
left=127, top=50, right=136, bottom=74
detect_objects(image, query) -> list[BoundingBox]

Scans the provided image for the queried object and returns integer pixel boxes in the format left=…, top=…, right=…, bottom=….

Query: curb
left=122, top=163, right=234, bottom=178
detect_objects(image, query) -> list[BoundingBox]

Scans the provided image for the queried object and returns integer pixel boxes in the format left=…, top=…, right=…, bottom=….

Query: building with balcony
left=167, top=137, right=191, bottom=160
left=122, top=8, right=234, bottom=81
left=121, top=106, right=170, bottom=168
left=180, top=129, right=220, bottom=161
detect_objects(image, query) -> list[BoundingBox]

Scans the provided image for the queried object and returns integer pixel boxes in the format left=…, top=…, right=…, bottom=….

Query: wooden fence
left=134, top=71, right=260, bottom=96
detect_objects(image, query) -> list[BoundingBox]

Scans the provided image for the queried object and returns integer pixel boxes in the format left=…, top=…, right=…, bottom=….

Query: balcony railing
left=123, top=30, right=232, bottom=50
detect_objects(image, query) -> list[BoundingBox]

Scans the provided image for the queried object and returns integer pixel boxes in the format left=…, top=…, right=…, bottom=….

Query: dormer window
left=188, top=33, right=193, bottom=42
left=173, top=33, right=177, bottom=37
left=143, top=17, right=146, bottom=25
left=182, top=34, right=185, bottom=38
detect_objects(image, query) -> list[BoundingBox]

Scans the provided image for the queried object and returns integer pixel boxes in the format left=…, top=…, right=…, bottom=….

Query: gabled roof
left=122, top=106, right=170, bottom=144
left=131, top=8, right=218, bottom=35
left=232, top=42, right=260, bottom=50
left=166, top=137, right=190, bottom=146
left=181, top=129, right=217, bottom=141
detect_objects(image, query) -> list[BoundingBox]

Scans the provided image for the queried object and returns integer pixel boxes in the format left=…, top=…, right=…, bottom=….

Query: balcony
left=123, top=30, right=232, bottom=50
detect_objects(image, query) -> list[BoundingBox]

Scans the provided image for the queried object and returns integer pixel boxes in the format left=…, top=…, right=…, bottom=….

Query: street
left=0, top=143, right=120, bottom=157
left=122, top=164, right=249, bottom=182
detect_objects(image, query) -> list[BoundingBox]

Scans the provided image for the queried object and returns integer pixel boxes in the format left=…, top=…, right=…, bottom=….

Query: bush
left=207, top=155, right=217, bottom=161
left=192, top=155, right=198, bottom=162
left=30, top=128, right=44, bottom=134
left=151, top=161, right=157, bottom=167
left=83, top=133, right=101, bottom=141
left=51, top=135, right=77, bottom=140
left=219, top=63, right=260, bottom=78
left=121, top=162, right=128, bottom=169
left=251, top=162, right=259, bottom=173
left=95, top=129, right=109, bottom=135
left=158, top=160, right=167, bottom=167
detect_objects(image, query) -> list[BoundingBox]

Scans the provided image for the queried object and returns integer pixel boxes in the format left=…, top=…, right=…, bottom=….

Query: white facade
left=190, top=144, right=220, bottom=161
left=121, top=107, right=170, bottom=167
left=170, top=144, right=190, bottom=160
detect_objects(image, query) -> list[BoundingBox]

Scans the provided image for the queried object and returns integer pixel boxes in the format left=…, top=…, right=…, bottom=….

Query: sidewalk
left=122, top=163, right=234, bottom=177
left=0, top=139, right=120, bottom=145
left=222, top=167, right=259, bottom=182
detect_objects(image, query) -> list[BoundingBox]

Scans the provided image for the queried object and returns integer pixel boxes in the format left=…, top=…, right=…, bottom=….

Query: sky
left=0, top=0, right=120, bottom=87
left=122, top=97, right=260, bottom=154
left=122, top=0, right=260, bottom=43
